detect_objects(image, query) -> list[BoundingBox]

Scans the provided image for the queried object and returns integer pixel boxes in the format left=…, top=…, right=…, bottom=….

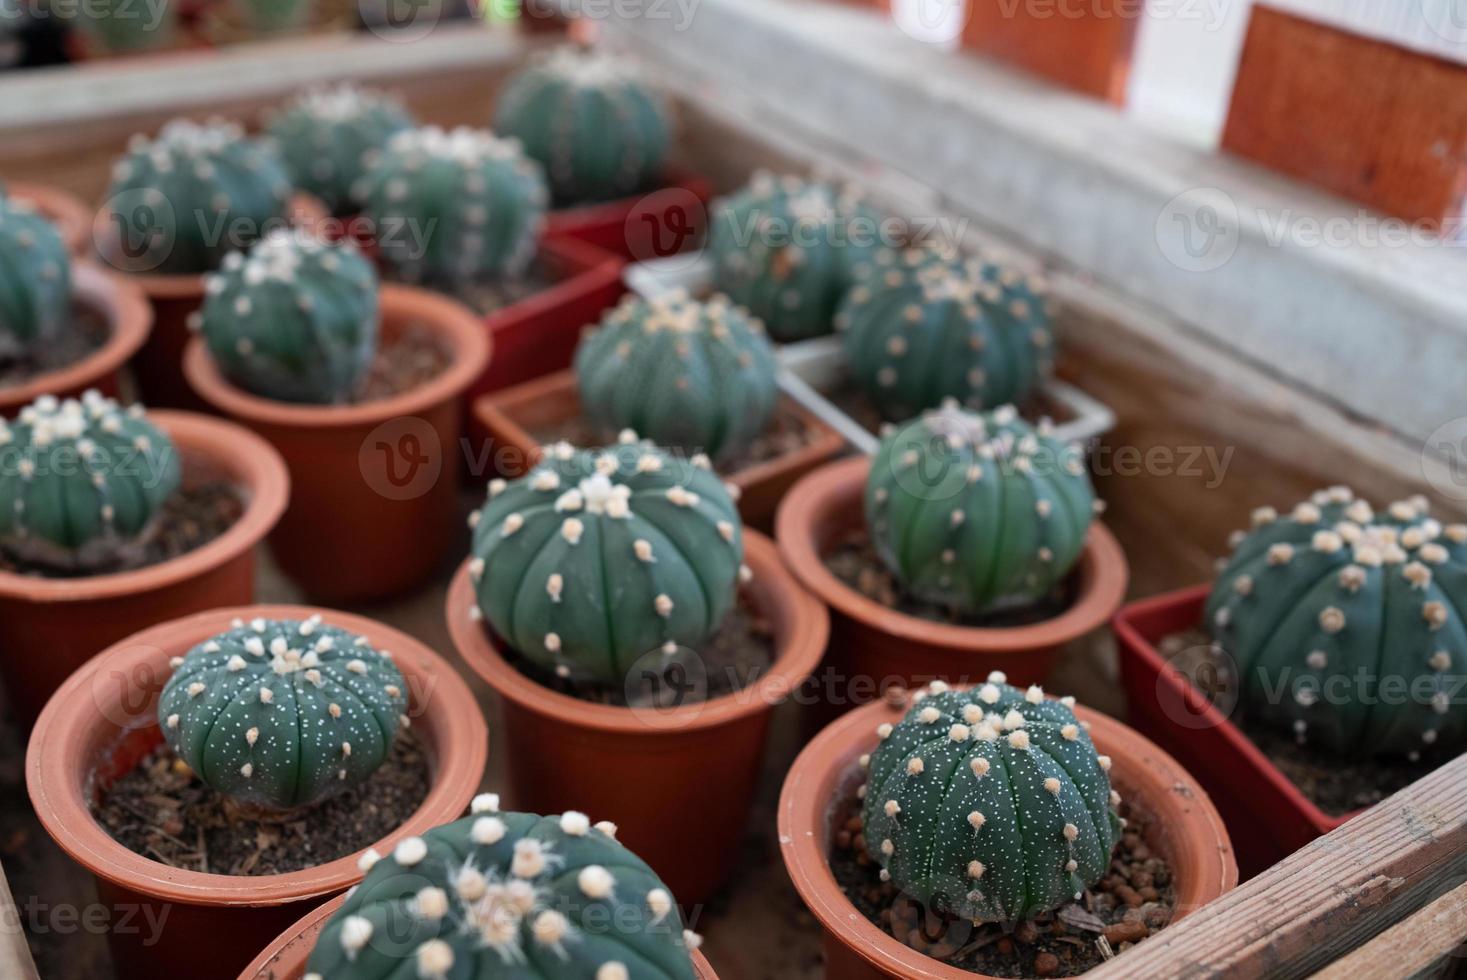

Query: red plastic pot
left=0, top=263, right=152, bottom=417
left=1113, top=585, right=1350, bottom=878
left=28, top=604, right=489, bottom=980
left=9, top=181, right=92, bottom=256
left=776, top=457, right=1129, bottom=707
left=779, top=692, right=1237, bottom=980
left=542, top=169, right=713, bottom=261
left=446, top=530, right=828, bottom=908
left=239, top=893, right=721, bottom=980
left=0, top=410, right=288, bottom=728
left=183, top=283, right=490, bottom=603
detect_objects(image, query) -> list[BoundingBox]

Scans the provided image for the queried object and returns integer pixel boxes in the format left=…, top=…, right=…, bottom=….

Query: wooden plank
left=0, top=861, right=39, bottom=980
left=1087, top=753, right=1467, bottom=979
left=1311, top=880, right=1467, bottom=980
left=1223, top=6, right=1467, bottom=232
left=961, top=0, right=1140, bottom=103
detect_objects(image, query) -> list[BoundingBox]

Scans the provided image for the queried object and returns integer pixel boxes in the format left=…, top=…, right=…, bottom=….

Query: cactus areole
left=865, top=404, right=1097, bottom=616
left=467, top=437, right=748, bottom=686
left=861, top=678, right=1122, bottom=923
left=305, top=800, right=701, bottom=979
left=265, top=84, right=415, bottom=216
left=156, top=615, right=409, bottom=811
left=0, top=392, right=180, bottom=573
left=1207, top=487, right=1467, bottom=760
left=574, top=291, right=778, bottom=462
left=0, top=194, right=71, bottom=361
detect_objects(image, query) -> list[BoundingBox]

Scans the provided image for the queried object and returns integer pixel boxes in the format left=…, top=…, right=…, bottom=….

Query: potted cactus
left=181, top=229, right=488, bottom=602
left=496, top=45, right=713, bottom=260
left=472, top=290, right=844, bottom=529
left=240, top=805, right=722, bottom=980
left=776, top=403, right=1128, bottom=708
left=1114, top=487, right=1467, bottom=876
left=779, top=679, right=1237, bottom=979
left=4, top=180, right=91, bottom=256
left=27, top=604, right=489, bottom=980
left=0, top=391, right=288, bottom=725
left=0, top=194, right=152, bottom=416
left=445, top=436, right=828, bottom=906
left=95, top=117, right=327, bottom=407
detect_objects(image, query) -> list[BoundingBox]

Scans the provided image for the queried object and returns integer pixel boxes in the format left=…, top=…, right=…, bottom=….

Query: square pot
left=472, top=368, right=847, bottom=532
left=542, top=169, right=713, bottom=261
left=1112, top=586, right=1352, bottom=878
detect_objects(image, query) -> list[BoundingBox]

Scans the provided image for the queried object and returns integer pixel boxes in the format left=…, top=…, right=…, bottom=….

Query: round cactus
left=495, top=47, right=672, bottom=205
left=468, top=437, right=747, bottom=685
left=157, top=614, right=410, bottom=811
left=357, top=125, right=548, bottom=287
left=0, top=195, right=71, bottom=360
left=265, top=85, right=415, bottom=215
left=837, top=245, right=1056, bottom=423
left=861, top=678, right=1121, bottom=923
left=865, top=404, right=1096, bottom=615
left=1206, top=488, right=1467, bottom=760
left=574, top=291, right=778, bottom=462
left=707, top=172, right=881, bottom=343
left=305, top=799, right=699, bottom=979
left=100, top=118, right=292, bottom=276
left=197, top=229, right=379, bottom=404
left=0, top=392, right=180, bottom=573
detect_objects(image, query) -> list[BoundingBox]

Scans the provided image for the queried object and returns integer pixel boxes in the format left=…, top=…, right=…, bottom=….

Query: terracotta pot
left=775, top=457, right=1128, bottom=705
left=183, top=283, right=489, bottom=603
left=239, top=893, right=721, bottom=980
left=0, top=263, right=151, bottom=417
left=9, top=180, right=91, bottom=256
left=121, top=194, right=327, bottom=410
left=446, top=529, right=828, bottom=908
left=778, top=694, right=1237, bottom=980
left=28, top=603, right=489, bottom=980
left=0, top=410, right=288, bottom=727
left=472, top=369, right=846, bottom=533
left=542, top=169, right=713, bottom=261
left=1113, top=585, right=1349, bottom=878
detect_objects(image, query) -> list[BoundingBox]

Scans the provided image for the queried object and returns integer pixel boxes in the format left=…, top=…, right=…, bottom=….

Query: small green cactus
left=467, top=437, right=747, bottom=685
left=196, top=230, right=379, bottom=404
left=265, top=85, right=415, bottom=215
left=1207, top=488, right=1467, bottom=760
left=837, top=245, right=1056, bottom=423
left=495, top=47, right=673, bottom=205
left=101, top=119, right=292, bottom=276
left=707, top=172, right=881, bottom=343
left=357, top=125, right=548, bottom=287
left=0, top=195, right=71, bottom=361
left=305, top=799, right=700, bottom=979
left=157, top=614, right=410, bottom=811
left=861, top=678, right=1122, bottom=923
left=574, top=291, right=778, bottom=462
left=866, top=404, right=1096, bottom=615
left=0, top=392, right=180, bottom=573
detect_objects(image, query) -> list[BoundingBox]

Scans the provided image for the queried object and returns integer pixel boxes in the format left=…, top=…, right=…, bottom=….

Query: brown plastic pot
left=183, top=283, right=489, bottom=603
left=121, top=194, right=327, bottom=410
left=9, top=180, right=91, bottom=256
left=0, top=263, right=152, bottom=417
left=779, top=693, right=1237, bottom=980
left=239, top=893, right=721, bottom=980
left=472, top=369, right=847, bottom=533
left=446, top=529, right=828, bottom=908
left=775, top=457, right=1128, bottom=703
left=0, top=410, right=288, bottom=727
left=28, top=603, right=489, bottom=980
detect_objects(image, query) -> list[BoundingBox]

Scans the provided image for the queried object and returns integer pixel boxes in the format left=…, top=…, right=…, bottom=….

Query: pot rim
left=447, top=529, right=829, bottom=735
left=237, top=891, right=721, bottom=980
left=0, top=262, right=152, bottom=414
left=9, top=180, right=92, bottom=256
left=775, top=456, right=1129, bottom=652
left=777, top=692, right=1238, bottom=980
left=0, top=409, right=289, bottom=602
left=26, top=603, right=489, bottom=907
left=182, top=282, right=490, bottom=430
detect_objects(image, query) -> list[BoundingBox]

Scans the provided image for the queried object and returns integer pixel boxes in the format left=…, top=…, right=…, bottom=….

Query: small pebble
left=1034, top=951, right=1060, bottom=976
